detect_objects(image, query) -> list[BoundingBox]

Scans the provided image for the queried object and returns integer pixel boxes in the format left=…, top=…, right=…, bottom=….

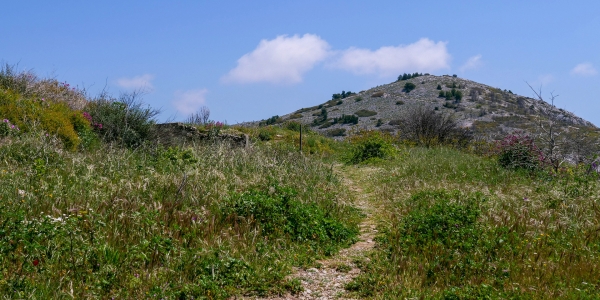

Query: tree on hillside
left=397, top=107, right=472, bottom=148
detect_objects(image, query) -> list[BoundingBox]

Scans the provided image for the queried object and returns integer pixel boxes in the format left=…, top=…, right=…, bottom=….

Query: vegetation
left=345, top=130, right=397, bottom=164
left=397, top=107, right=472, bottom=148
left=332, top=90, right=356, bottom=100
left=346, top=146, right=600, bottom=299
left=403, top=82, right=416, bottom=93
left=332, top=114, right=359, bottom=125
left=259, top=115, right=282, bottom=126
left=354, top=110, right=377, bottom=118
left=397, top=72, right=423, bottom=81
left=371, top=91, right=384, bottom=98
left=0, top=68, right=360, bottom=298
left=2, top=65, right=600, bottom=299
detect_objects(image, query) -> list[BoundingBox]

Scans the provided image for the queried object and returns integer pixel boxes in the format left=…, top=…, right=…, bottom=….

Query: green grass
left=0, top=132, right=360, bottom=298
left=346, top=147, right=600, bottom=299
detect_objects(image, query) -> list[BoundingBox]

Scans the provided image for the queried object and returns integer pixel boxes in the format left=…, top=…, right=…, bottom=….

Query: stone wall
left=154, top=123, right=249, bottom=147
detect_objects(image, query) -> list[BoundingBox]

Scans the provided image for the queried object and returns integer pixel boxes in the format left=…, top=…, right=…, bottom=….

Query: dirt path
left=254, top=165, right=381, bottom=300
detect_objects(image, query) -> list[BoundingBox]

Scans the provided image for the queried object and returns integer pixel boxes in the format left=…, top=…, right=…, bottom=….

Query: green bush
left=283, top=121, right=303, bottom=132
left=326, top=128, right=347, bottom=137
left=346, top=130, right=397, bottom=164
left=403, top=82, right=416, bottom=93
left=496, top=133, right=544, bottom=171
left=395, top=100, right=404, bottom=105
left=354, top=110, right=377, bottom=118
left=0, top=89, right=89, bottom=150
left=333, top=114, right=358, bottom=125
left=226, top=185, right=358, bottom=248
left=371, top=91, right=384, bottom=98
left=288, top=113, right=303, bottom=119
left=85, top=92, right=159, bottom=148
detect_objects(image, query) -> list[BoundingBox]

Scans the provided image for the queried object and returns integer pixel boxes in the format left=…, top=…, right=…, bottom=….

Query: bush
left=333, top=114, right=358, bottom=125
left=85, top=91, right=159, bottom=148
left=403, top=82, right=416, bottom=93
left=397, top=107, right=472, bottom=148
left=354, top=110, right=377, bottom=117
left=395, top=101, right=404, bottom=105
left=326, top=128, right=346, bottom=137
left=346, top=130, right=397, bottom=164
left=0, top=64, right=87, bottom=110
left=355, top=97, right=363, bottom=102
left=0, top=89, right=89, bottom=150
left=496, top=132, right=544, bottom=171
left=371, top=91, right=384, bottom=98
left=226, top=185, right=357, bottom=246
left=283, top=121, right=303, bottom=132
left=260, top=115, right=282, bottom=126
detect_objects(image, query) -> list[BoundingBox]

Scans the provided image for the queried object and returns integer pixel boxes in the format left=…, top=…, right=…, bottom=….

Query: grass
left=346, top=146, right=600, bottom=299
left=0, top=133, right=361, bottom=298
left=0, top=68, right=361, bottom=298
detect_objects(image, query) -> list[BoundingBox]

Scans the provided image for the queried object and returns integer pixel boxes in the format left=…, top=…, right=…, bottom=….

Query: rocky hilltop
left=259, top=74, right=597, bottom=139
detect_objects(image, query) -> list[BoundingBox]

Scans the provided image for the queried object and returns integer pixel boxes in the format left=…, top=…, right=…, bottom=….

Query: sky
left=1, top=1, right=599, bottom=126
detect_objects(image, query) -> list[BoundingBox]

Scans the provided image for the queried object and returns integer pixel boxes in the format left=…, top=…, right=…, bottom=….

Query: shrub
left=437, top=84, right=442, bottom=90
left=346, top=130, right=397, bottom=164
left=283, top=121, right=302, bottom=132
left=0, top=89, right=87, bottom=150
left=260, top=115, right=282, bottom=126
left=288, top=113, right=303, bottom=119
left=354, top=110, right=377, bottom=117
left=355, top=97, right=363, bottom=102
left=395, top=100, right=404, bottom=105
left=403, top=82, right=416, bottom=93
left=376, top=119, right=383, bottom=127
left=371, top=91, right=384, bottom=98
left=326, top=128, right=346, bottom=137
left=85, top=91, right=159, bottom=148
left=388, top=119, right=401, bottom=126
left=0, top=64, right=87, bottom=110
left=332, top=90, right=356, bottom=100
left=0, top=119, right=20, bottom=137
left=257, top=128, right=274, bottom=141
left=226, top=185, right=357, bottom=246
left=496, top=132, right=544, bottom=171
left=333, top=114, right=358, bottom=125
left=397, top=107, right=472, bottom=148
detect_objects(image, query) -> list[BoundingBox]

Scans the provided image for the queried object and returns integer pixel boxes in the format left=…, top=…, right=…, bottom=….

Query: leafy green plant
left=346, top=130, right=397, bottom=164
left=496, top=132, right=544, bottom=171
left=403, top=82, right=416, bottom=93
left=85, top=91, right=159, bottom=148
left=354, top=110, right=377, bottom=118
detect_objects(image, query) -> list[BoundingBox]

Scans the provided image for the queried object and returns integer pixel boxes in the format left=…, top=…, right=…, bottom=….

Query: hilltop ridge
left=254, top=75, right=597, bottom=139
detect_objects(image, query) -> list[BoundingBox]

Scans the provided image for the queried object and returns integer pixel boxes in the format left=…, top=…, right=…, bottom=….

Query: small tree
left=527, top=83, right=568, bottom=172
left=397, top=107, right=472, bottom=148
left=403, top=82, right=416, bottom=93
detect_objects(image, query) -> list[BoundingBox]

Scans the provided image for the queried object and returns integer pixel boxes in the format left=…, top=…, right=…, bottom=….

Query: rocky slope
left=257, top=75, right=597, bottom=139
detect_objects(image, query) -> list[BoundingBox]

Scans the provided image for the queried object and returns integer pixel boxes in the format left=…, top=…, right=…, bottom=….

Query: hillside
left=262, top=75, right=597, bottom=138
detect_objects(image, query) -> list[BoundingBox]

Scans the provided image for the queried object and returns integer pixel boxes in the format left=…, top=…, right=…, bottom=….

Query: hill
left=258, top=74, right=597, bottom=139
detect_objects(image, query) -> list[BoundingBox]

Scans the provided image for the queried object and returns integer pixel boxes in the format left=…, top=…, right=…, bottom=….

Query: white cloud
left=172, top=89, right=208, bottom=115
left=222, top=34, right=330, bottom=84
left=570, top=63, right=597, bottom=76
left=538, top=74, right=555, bottom=85
left=459, top=55, right=482, bottom=72
left=116, top=74, right=155, bottom=90
left=330, top=38, right=450, bottom=77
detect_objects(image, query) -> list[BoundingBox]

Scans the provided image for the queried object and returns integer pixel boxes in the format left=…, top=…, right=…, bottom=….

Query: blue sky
left=2, top=1, right=599, bottom=126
